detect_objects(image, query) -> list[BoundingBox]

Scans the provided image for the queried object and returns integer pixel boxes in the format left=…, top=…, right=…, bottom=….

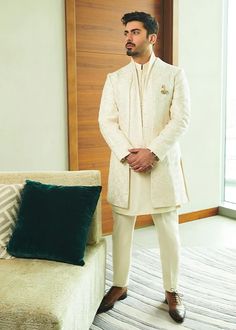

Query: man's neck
left=132, top=49, right=152, bottom=65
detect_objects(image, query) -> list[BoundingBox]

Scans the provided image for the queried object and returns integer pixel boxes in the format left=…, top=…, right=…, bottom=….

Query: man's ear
left=149, top=34, right=157, bottom=45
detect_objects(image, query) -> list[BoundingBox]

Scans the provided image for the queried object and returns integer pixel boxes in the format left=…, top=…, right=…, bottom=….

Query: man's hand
left=126, top=148, right=158, bottom=173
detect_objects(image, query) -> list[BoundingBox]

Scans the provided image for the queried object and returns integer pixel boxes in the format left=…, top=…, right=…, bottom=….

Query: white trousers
left=112, top=210, right=180, bottom=292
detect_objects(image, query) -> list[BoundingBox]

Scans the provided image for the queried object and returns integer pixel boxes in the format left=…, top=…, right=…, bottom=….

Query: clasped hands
left=125, top=148, right=158, bottom=173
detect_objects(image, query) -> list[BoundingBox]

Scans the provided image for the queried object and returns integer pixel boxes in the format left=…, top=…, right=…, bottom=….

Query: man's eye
left=133, top=31, right=140, bottom=35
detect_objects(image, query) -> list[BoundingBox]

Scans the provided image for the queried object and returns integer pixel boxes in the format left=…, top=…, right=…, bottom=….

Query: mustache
left=126, top=42, right=135, bottom=47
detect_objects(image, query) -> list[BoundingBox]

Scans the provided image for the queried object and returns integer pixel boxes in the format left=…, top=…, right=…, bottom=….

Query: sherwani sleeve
left=98, top=74, right=133, bottom=161
left=148, top=69, right=190, bottom=161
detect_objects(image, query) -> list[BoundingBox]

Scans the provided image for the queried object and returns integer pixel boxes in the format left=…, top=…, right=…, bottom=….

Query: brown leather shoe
left=165, top=291, right=186, bottom=323
left=97, top=286, right=127, bottom=314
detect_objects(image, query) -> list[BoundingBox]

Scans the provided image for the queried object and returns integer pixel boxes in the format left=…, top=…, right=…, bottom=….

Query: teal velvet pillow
left=7, top=180, right=102, bottom=266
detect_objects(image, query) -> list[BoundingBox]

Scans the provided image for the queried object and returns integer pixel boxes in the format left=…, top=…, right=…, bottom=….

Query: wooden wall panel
left=65, top=0, right=79, bottom=170
left=66, top=0, right=173, bottom=234
left=76, top=0, right=162, bottom=56
left=76, top=52, right=129, bottom=233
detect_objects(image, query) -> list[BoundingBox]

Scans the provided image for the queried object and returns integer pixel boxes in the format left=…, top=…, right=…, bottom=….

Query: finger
left=134, top=167, right=147, bottom=172
left=133, top=167, right=143, bottom=172
left=131, top=161, right=146, bottom=170
left=133, top=164, right=149, bottom=172
left=126, top=155, right=137, bottom=164
left=126, top=157, right=133, bottom=164
left=137, top=163, right=153, bottom=172
left=128, top=148, right=141, bottom=153
left=127, top=160, right=137, bottom=166
left=131, top=164, right=141, bottom=170
left=128, top=159, right=141, bottom=167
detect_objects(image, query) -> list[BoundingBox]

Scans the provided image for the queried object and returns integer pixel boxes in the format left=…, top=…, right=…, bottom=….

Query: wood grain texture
left=65, top=0, right=79, bottom=170
left=179, top=207, right=219, bottom=223
left=76, top=52, right=128, bottom=233
left=66, top=0, right=174, bottom=234
left=76, top=0, right=162, bottom=56
left=162, top=0, right=173, bottom=64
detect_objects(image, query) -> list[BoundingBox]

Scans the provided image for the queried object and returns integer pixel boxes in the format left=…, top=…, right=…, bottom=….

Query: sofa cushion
left=0, top=184, right=23, bottom=259
left=0, top=240, right=106, bottom=330
left=7, top=180, right=102, bottom=265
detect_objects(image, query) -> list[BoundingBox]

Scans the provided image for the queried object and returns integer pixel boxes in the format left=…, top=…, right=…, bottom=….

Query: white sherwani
left=99, top=54, right=190, bottom=213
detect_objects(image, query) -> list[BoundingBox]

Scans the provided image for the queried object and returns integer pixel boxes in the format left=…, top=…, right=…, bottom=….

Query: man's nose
left=125, top=33, right=132, bottom=42
left=125, top=34, right=132, bottom=43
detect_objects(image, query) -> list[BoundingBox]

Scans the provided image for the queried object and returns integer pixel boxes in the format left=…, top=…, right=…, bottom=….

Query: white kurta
left=112, top=54, right=176, bottom=216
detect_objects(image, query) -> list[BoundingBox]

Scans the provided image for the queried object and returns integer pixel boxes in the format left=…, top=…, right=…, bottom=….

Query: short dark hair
left=121, top=11, right=159, bottom=35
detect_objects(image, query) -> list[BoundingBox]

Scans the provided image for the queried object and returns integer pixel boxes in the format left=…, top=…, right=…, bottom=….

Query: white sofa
left=0, top=171, right=106, bottom=330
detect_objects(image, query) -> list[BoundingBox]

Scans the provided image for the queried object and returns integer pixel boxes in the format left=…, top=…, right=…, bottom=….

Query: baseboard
left=135, top=208, right=219, bottom=226
left=179, top=207, right=219, bottom=223
left=103, top=207, right=219, bottom=235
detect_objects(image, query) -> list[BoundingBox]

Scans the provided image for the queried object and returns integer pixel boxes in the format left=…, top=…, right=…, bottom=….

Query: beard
left=126, top=49, right=139, bottom=57
left=125, top=42, right=139, bottom=57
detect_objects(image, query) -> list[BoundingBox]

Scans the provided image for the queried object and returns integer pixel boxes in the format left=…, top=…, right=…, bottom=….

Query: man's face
left=123, top=21, right=155, bottom=57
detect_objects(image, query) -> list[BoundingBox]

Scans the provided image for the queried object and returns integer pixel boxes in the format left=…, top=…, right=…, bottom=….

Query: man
left=97, top=11, right=190, bottom=324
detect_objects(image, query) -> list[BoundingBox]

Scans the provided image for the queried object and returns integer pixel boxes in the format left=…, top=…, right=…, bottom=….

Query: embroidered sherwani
left=99, top=53, right=190, bottom=290
left=99, top=54, right=190, bottom=213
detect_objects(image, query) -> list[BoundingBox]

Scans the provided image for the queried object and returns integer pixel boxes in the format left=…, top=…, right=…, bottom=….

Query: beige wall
left=0, top=0, right=224, bottom=213
left=177, top=0, right=224, bottom=213
left=0, top=0, right=68, bottom=171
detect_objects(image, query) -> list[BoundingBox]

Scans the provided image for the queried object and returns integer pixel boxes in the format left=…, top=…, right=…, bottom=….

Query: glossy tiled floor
left=104, top=215, right=236, bottom=252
